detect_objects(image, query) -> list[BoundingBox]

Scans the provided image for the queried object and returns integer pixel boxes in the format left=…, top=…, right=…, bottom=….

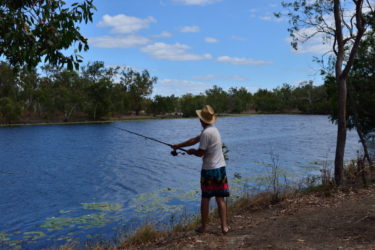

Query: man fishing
left=172, top=104, right=230, bottom=235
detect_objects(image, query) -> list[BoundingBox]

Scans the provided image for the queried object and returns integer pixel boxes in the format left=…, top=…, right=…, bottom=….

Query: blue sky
left=79, top=0, right=328, bottom=96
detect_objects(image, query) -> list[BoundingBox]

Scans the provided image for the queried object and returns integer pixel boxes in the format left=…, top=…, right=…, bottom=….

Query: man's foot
left=195, top=227, right=206, bottom=234
left=222, top=227, right=229, bottom=235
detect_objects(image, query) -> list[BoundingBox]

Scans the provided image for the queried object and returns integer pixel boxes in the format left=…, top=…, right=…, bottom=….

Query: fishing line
left=111, top=125, right=187, bottom=156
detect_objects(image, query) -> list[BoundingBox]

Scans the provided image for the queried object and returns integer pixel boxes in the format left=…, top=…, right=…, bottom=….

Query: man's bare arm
left=172, top=136, right=200, bottom=150
left=187, top=148, right=205, bottom=157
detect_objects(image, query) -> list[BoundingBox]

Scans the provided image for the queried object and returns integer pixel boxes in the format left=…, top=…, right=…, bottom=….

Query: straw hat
left=196, top=105, right=217, bottom=124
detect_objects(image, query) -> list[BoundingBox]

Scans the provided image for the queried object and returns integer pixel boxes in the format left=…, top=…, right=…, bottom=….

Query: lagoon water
left=0, top=115, right=361, bottom=248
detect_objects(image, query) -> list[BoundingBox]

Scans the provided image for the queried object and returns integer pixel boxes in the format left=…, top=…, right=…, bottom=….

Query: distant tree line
left=0, top=60, right=336, bottom=124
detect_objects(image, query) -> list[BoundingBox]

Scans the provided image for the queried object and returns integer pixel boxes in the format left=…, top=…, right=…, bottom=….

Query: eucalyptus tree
left=277, top=0, right=373, bottom=185
left=52, top=69, right=84, bottom=121
left=0, top=0, right=95, bottom=70
left=0, top=62, right=18, bottom=99
left=148, top=95, right=178, bottom=115
left=18, top=67, right=40, bottom=113
left=205, top=85, right=229, bottom=114
left=0, top=62, right=21, bottom=123
left=121, top=69, right=157, bottom=115
left=0, top=97, right=21, bottom=124
left=81, top=62, right=116, bottom=120
left=179, top=93, right=206, bottom=117
left=325, top=19, right=375, bottom=166
left=253, top=89, right=280, bottom=112
left=227, top=87, right=253, bottom=113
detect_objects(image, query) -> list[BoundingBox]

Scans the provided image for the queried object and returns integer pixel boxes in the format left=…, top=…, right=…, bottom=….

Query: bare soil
left=141, top=185, right=375, bottom=249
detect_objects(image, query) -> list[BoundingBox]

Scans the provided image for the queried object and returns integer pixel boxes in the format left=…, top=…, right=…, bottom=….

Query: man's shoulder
left=202, top=125, right=220, bottom=136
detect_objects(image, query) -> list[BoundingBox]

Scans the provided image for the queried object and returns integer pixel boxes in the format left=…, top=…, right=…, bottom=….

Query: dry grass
left=118, top=224, right=165, bottom=248
left=171, top=214, right=201, bottom=233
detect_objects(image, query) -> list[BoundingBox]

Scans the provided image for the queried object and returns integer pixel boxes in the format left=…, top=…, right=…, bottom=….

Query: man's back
left=199, top=125, right=226, bottom=170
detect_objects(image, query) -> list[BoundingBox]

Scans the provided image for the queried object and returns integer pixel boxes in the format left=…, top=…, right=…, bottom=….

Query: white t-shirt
left=199, top=125, right=226, bottom=170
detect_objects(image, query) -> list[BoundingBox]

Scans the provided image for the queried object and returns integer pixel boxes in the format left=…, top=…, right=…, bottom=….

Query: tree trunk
left=334, top=77, right=347, bottom=185
left=93, top=104, right=97, bottom=121
left=356, top=127, right=374, bottom=168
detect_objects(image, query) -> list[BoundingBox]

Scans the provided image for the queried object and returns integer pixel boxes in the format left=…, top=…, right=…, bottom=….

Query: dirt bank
left=141, top=186, right=375, bottom=249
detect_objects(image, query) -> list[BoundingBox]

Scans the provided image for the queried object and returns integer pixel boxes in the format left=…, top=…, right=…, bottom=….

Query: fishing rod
left=112, top=125, right=187, bottom=156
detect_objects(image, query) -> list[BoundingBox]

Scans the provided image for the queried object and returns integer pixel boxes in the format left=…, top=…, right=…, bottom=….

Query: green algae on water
left=81, top=203, right=123, bottom=211
left=41, top=217, right=75, bottom=231
left=0, top=232, right=10, bottom=241
left=41, top=213, right=111, bottom=231
left=23, top=231, right=46, bottom=241
left=59, top=209, right=74, bottom=214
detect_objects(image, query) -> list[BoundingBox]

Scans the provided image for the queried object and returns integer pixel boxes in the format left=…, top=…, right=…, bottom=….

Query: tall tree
left=325, top=16, right=375, bottom=167
left=227, top=87, right=252, bottom=113
left=121, top=69, right=157, bottom=115
left=148, top=95, right=178, bottom=115
left=205, top=85, right=229, bottom=113
left=278, top=0, right=372, bottom=185
left=81, top=62, right=116, bottom=120
left=0, top=97, right=21, bottom=124
left=0, top=0, right=95, bottom=70
left=179, top=93, right=206, bottom=117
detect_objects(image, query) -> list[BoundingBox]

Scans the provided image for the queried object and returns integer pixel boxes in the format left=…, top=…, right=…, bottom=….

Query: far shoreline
left=0, top=112, right=328, bottom=127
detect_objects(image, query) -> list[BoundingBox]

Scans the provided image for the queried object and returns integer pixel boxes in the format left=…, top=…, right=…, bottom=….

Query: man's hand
left=187, top=149, right=196, bottom=155
left=187, top=148, right=205, bottom=157
left=171, top=144, right=179, bottom=151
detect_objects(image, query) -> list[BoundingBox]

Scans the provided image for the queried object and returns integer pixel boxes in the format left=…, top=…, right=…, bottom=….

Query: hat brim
left=196, top=110, right=217, bottom=124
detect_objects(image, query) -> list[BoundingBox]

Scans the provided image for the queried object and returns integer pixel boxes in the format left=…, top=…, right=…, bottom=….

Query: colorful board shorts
left=201, top=166, right=230, bottom=198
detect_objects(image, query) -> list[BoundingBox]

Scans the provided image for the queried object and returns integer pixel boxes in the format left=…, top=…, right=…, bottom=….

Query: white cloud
left=193, top=74, right=249, bottom=82
left=98, top=14, right=156, bottom=34
left=180, top=26, right=200, bottom=33
left=294, top=39, right=332, bottom=54
left=217, top=56, right=272, bottom=66
left=141, top=42, right=212, bottom=61
left=204, top=37, right=219, bottom=43
left=172, top=0, right=222, bottom=6
left=260, top=16, right=272, bottom=21
left=89, top=35, right=151, bottom=48
left=154, top=79, right=211, bottom=96
left=153, top=31, right=172, bottom=38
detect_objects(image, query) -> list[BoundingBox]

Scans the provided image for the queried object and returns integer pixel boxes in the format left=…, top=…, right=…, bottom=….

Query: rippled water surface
left=0, top=115, right=361, bottom=248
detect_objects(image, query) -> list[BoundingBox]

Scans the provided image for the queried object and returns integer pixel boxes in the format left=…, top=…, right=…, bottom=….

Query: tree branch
left=366, top=0, right=374, bottom=12
left=334, top=0, right=345, bottom=76
left=342, top=0, right=366, bottom=78
left=341, top=6, right=355, bottom=38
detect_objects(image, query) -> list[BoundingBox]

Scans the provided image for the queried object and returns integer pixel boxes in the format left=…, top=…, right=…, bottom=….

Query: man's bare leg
left=199, top=197, right=210, bottom=232
left=215, top=196, right=228, bottom=233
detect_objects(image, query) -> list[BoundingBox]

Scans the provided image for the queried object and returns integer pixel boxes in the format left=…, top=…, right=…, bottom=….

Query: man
left=172, top=105, right=229, bottom=234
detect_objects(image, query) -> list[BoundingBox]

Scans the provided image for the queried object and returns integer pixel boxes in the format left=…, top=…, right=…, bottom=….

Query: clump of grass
left=343, top=157, right=370, bottom=187
left=172, top=214, right=201, bottom=233
left=258, top=151, right=290, bottom=203
left=119, top=224, right=165, bottom=248
left=301, top=158, right=335, bottom=196
left=227, top=192, right=274, bottom=214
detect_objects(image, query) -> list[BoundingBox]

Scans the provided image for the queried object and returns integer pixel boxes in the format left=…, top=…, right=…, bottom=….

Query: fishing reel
left=170, top=149, right=186, bottom=156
